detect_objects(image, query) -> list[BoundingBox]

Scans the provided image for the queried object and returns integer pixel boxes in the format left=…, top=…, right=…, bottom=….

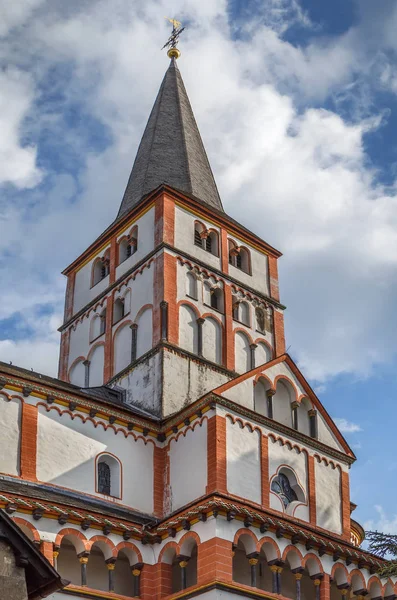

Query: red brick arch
left=178, top=531, right=201, bottom=556
left=115, top=541, right=142, bottom=563
left=55, top=528, right=89, bottom=552
left=233, top=528, right=258, bottom=554
left=12, top=517, right=40, bottom=542
left=87, top=535, right=117, bottom=558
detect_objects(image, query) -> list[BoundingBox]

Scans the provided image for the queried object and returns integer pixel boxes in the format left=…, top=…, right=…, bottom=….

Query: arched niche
left=136, top=307, right=152, bottom=358
left=273, top=379, right=295, bottom=428
left=113, top=323, right=132, bottom=375
left=179, top=305, right=198, bottom=355
left=235, top=331, right=251, bottom=373
left=202, top=317, right=222, bottom=365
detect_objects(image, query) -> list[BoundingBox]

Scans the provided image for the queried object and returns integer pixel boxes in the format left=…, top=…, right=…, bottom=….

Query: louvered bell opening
left=194, top=229, right=203, bottom=247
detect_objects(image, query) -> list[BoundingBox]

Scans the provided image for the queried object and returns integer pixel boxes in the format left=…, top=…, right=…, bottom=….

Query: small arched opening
left=113, top=298, right=125, bottom=324
left=254, top=377, right=272, bottom=417
left=96, top=453, right=121, bottom=499
left=186, top=271, right=198, bottom=299
left=57, top=535, right=85, bottom=586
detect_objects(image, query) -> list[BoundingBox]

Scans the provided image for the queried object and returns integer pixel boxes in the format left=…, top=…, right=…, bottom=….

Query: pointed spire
left=117, top=58, right=223, bottom=219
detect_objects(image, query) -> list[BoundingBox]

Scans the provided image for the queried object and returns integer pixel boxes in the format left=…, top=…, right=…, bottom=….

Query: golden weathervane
left=162, top=17, right=185, bottom=59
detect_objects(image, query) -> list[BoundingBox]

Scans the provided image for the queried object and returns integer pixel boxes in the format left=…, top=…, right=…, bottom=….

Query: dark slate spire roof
left=117, top=58, right=223, bottom=218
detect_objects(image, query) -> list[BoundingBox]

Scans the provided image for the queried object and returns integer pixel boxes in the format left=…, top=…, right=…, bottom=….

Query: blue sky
left=1, top=0, right=397, bottom=534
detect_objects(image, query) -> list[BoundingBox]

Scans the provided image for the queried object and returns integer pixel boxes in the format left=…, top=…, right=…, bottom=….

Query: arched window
left=98, top=462, right=111, bottom=496
left=239, top=247, right=251, bottom=274
left=118, top=228, right=138, bottom=264
left=270, top=467, right=305, bottom=514
left=186, top=272, right=198, bottom=299
left=232, top=298, right=239, bottom=321
left=194, top=222, right=205, bottom=248
left=228, top=240, right=238, bottom=266
left=271, top=473, right=298, bottom=508
left=96, top=454, right=121, bottom=498
left=211, top=288, right=224, bottom=312
left=113, top=298, right=125, bottom=323
left=206, top=231, right=219, bottom=256
left=92, top=255, right=110, bottom=287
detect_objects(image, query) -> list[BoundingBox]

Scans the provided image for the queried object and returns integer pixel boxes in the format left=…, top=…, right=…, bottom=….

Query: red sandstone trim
left=273, top=310, right=286, bottom=356
left=197, top=537, right=233, bottom=585
left=40, top=540, right=55, bottom=566
left=261, top=434, right=269, bottom=509
left=20, top=403, right=38, bottom=481
left=206, top=415, right=227, bottom=495
left=164, top=253, right=178, bottom=345
left=268, top=256, right=280, bottom=302
left=308, top=454, right=317, bottom=526
left=104, top=293, right=114, bottom=382
left=153, top=445, right=167, bottom=518
left=341, top=470, right=351, bottom=541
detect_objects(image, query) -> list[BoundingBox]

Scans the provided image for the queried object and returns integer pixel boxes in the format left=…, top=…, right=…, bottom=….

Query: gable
left=211, top=354, right=354, bottom=458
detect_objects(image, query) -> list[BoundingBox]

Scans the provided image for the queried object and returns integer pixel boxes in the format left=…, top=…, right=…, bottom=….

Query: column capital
left=196, top=318, right=205, bottom=325
left=308, top=408, right=317, bottom=417
left=82, top=359, right=90, bottom=367
left=132, top=562, right=144, bottom=576
left=291, top=400, right=299, bottom=410
left=249, top=343, right=258, bottom=350
left=129, top=322, right=138, bottom=330
left=177, top=554, right=190, bottom=568
left=78, top=553, right=89, bottom=564
left=266, top=388, right=276, bottom=397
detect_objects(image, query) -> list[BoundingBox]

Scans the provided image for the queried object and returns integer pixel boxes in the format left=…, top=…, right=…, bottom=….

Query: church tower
left=59, top=56, right=286, bottom=418
left=0, top=35, right=388, bottom=600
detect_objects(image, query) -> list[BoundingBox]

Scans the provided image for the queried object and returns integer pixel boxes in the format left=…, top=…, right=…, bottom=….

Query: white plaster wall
left=202, top=317, right=222, bottom=365
left=234, top=331, right=250, bottom=373
left=162, top=351, right=230, bottom=416
left=228, top=234, right=269, bottom=296
left=73, top=245, right=111, bottom=314
left=0, top=396, right=21, bottom=476
left=268, top=438, right=309, bottom=523
left=174, top=206, right=222, bottom=271
left=37, top=407, right=154, bottom=513
left=115, top=207, right=155, bottom=280
left=318, top=416, right=345, bottom=452
left=89, top=344, right=104, bottom=387
left=226, top=419, right=261, bottom=504
left=221, top=379, right=254, bottom=410
left=169, top=420, right=208, bottom=510
left=315, top=460, right=342, bottom=534
left=114, top=351, right=162, bottom=416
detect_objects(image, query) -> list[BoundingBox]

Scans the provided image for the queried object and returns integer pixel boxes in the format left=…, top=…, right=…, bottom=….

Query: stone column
left=266, top=389, right=275, bottom=419
left=106, top=558, right=117, bottom=592
left=247, top=553, right=259, bottom=588
left=78, top=553, right=89, bottom=586
left=293, top=568, right=304, bottom=600
left=270, top=564, right=278, bottom=593
left=130, top=323, right=138, bottom=362
left=160, top=301, right=168, bottom=341
left=291, top=401, right=299, bottom=430
left=132, top=562, right=143, bottom=597
left=309, top=409, right=318, bottom=438
left=197, top=318, right=205, bottom=357
left=277, top=564, right=284, bottom=595
left=249, top=344, right=257, bottom=370
left=53, top=546, right=60, bottom=570
left=177, top=555, right=190, bottom=591
left=83, top=360, right=90, bottom=387
left=312, top=574, right=324, bottom=600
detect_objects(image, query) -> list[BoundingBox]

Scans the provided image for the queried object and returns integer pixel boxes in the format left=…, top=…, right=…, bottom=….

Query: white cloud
left=1, top=0, right=397, bottom=383
left=333, top=418, right=362, bottom=434
left=0, top=69, right=43, bottom=188
left=364, top=505, right=397, bottom=535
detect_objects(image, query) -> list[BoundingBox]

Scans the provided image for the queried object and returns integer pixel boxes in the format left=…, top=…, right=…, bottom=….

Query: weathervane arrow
left=162, top=16, right=185, bottom=59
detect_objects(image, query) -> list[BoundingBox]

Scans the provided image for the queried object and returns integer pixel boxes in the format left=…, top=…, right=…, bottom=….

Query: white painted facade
left=36, top=406, right=154, bottom=513
left=226, top=418, right=261, bottom=505
left=0, top=395, right=21, bottom=476
left=169, top=419, right=208, bottom=511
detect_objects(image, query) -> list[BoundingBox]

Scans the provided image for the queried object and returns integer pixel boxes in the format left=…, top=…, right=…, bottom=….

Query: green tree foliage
left=366, top=531, right=397, bottom=577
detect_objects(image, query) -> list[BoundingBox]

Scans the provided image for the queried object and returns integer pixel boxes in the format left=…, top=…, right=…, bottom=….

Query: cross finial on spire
left=162, top=17, right=185, bottom=59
